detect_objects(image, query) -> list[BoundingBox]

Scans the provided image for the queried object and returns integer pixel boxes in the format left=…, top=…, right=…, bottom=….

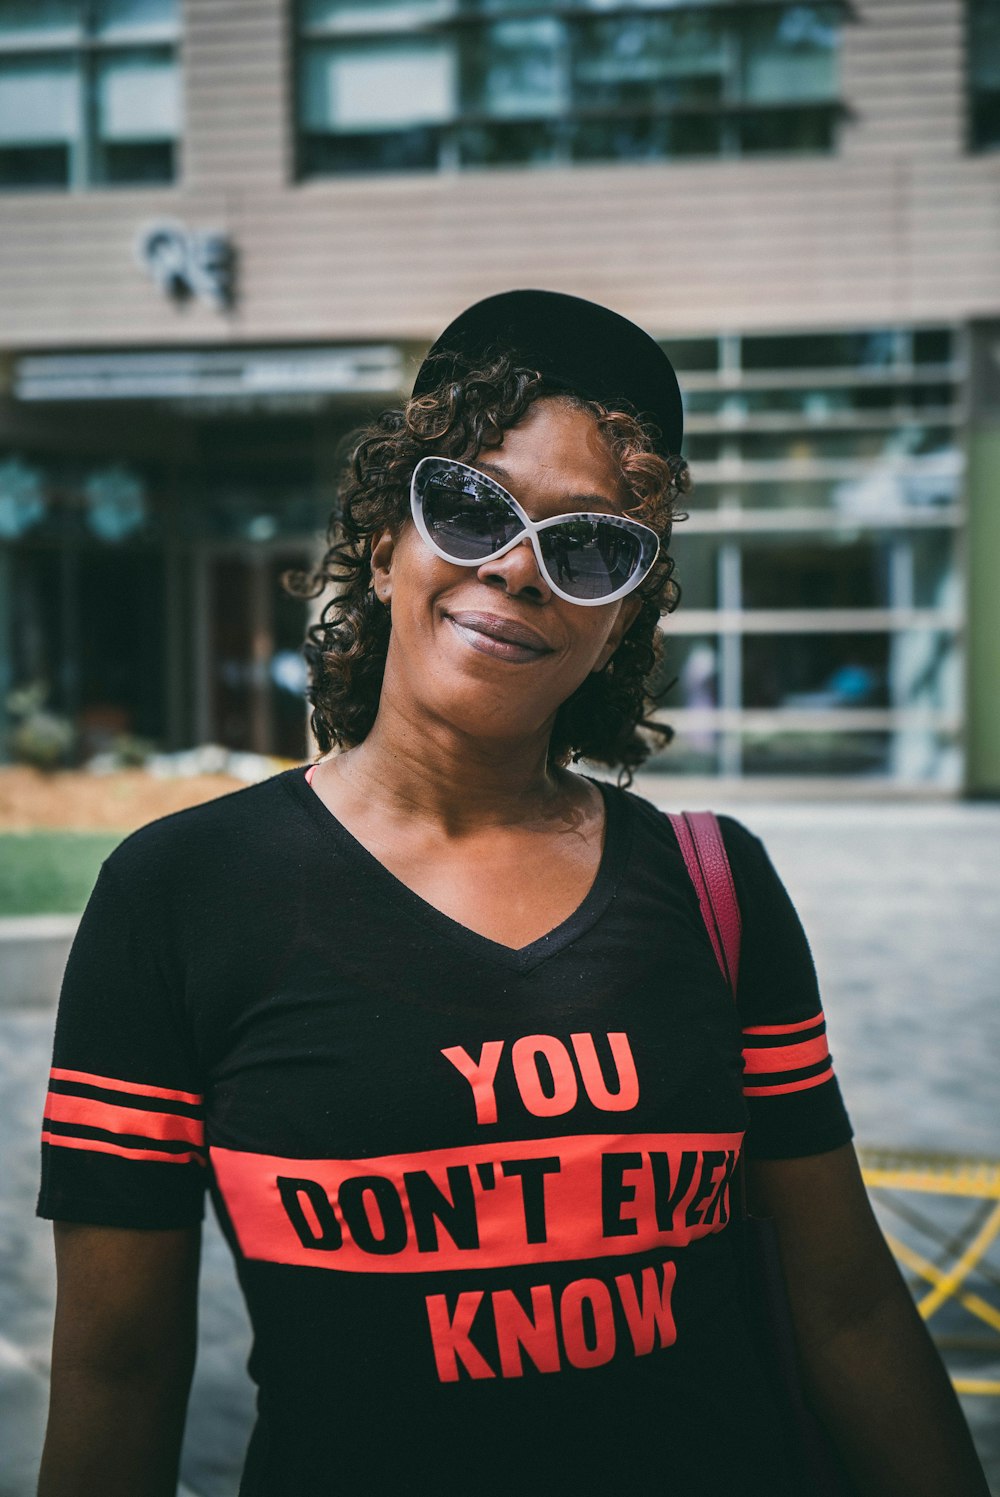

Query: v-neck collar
left=280, top=765, right=632, bottom=974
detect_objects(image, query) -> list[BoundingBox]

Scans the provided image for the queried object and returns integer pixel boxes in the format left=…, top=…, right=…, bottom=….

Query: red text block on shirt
left=211, top=1131, right=743, bottom=1274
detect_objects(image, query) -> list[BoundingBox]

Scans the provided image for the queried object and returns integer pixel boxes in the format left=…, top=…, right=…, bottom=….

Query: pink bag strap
left=666, top=811, right=742, bottom=1001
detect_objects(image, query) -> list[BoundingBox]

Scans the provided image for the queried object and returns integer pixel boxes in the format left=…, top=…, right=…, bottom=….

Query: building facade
left=1, top=0, right=998, bottom=790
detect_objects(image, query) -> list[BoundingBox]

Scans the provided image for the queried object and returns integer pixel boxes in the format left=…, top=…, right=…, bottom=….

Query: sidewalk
left=4, top=795, right=999, bottom=1495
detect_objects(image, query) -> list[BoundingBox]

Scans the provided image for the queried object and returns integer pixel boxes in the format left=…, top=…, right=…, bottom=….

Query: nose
left=476, top=536, right=552, bottom=602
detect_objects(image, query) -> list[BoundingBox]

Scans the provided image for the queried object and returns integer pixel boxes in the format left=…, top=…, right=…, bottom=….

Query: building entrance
left=195, top=545, right=312, bottom=761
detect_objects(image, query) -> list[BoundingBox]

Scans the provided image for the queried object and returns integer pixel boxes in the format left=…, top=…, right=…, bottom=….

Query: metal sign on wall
left=136, top=220, right=237, bottom=311
left=13, top=347, right=406, bottom=402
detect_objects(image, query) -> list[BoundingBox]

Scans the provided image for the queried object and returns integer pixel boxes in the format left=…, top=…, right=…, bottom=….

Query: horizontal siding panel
left=844, top=80, right=962, bottom=104
left=182, top=149, right=288, bottom=174
left=845, top=35, right=963, bottom=59
left=0, top=0, right=996, bottom=348
left=1, top=162, right=996, bottom=226
left=0, top=237, right=928, bottom=271
left=858, top=0, right=962, bottom=11
left=185, top=90, right=289, bottom=116
left=845, top=131, right=964, bottom=152
left=186, top=59, right=288, bottom=83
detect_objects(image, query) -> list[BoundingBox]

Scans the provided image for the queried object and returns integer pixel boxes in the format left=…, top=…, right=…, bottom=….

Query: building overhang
left=12, top=345, right=406, bottom=403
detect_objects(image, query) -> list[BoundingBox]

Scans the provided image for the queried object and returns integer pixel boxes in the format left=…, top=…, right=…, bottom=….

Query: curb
left=0, top=917, right=79, bottom=1008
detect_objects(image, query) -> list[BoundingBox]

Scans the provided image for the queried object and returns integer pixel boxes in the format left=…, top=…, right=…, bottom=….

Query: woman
left=37, top=291, right=988, bottom=1496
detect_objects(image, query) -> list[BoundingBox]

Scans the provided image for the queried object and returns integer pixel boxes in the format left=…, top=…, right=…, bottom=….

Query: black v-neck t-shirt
left=38, top=767, right=852, bottom=1495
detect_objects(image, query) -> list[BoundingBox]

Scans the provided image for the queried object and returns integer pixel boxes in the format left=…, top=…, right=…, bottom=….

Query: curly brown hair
left=286, top=351, right=689, bottom=783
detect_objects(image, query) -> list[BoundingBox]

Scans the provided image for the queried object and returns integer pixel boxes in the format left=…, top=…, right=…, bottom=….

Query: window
left=648, top=324, right=965, bottom=784
left=296, top=0, right=849, bottom=176
left=968, top=0, right=1000, bottom=149
left=0, top=0, right=180, bottom=189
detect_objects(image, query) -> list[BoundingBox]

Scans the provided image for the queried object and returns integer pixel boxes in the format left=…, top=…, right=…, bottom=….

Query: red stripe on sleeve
left=743, top=1067, right=835, bottom=1098
left=44, top=1091, right=204, bottom=1146
left=741, top=1013, right=824, bottom=1037
left=49, top=1067, right=203, bottom=1107
left=41, top=1131, right=207, bottom=1166
left=741, top=1034, right=831, bottom=1076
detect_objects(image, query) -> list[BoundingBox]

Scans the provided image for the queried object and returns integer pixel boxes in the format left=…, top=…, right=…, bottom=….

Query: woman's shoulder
left=101, top=766, right=303, bottom=892
left=598, top=777, right=763, bottom=859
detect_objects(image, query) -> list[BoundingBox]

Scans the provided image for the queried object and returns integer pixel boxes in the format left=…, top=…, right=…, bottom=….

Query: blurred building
left=0, top=0, right=998, bottom=791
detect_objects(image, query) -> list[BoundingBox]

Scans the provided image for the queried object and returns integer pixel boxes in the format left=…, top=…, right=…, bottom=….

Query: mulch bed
left=0, top=767, right=251, bottom=832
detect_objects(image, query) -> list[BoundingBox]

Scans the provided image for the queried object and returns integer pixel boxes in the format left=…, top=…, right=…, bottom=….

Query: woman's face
left=370, top=397, right=644, bottom=746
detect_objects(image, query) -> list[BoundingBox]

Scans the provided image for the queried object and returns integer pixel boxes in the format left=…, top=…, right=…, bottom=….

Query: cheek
left=575, top=604, right=628, bottom=667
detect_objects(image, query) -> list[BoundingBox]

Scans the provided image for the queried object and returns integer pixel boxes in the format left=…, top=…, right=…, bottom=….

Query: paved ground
left=3, top=793, right=999, bottom=1495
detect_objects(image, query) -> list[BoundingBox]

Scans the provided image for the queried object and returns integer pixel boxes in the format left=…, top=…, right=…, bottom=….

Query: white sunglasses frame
left=409, top=455, right=661, bottom=608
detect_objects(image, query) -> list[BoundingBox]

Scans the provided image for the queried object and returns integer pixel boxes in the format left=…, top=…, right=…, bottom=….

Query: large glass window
left=296, top=0, right=849, bottom=175
left=0, top=0, right=180, bottom=189
left=650, top=324, right=965, bottom=785
left=968, top=0, right=1000, bottom=150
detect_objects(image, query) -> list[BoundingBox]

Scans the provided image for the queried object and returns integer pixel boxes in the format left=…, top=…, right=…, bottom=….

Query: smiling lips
left=446, top=611, right=553, bottom=662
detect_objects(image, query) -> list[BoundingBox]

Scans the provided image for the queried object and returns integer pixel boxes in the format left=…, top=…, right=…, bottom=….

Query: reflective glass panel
left=887, top=629, right=960, bottom=714
left=301, top=123, right=440, bottom=171
left=463, top=18, right=565, bottom=119
left=968, top=0, right=1000, bottom=149
left=741, top=534, right=889, bottom=610
left=644, top=724, right=722, bottom=776
left=680, top=434, right=725, bottom=464
left=653, top=632, right=721, bottom=713
left=911, top=530, right=959, bottom=609
left=731, top=473, right=962, bottom=513
left=913, top=328, right=953, bottom=365
left=94, top=50, right=178, bottom=140
left=466, top=0, right=556, bottom=13
left=737, top=427, right=957, bottom=463
left=302, top=39, right=456, bottom=130
left=0, top=56, right=78, bottom=142
left=684, top=383, right=955, bottom=419
left=92, top=0, right=178, bottom=37
left=459, top=118, right=559, bottom=164
left=665, top=338, right=719, bottom=373
left=738, top=107, right=836, bottom=155
left=572, top=12, right=725, bottom=110
left=730, top=479, right=843, bottom=511
left=570, top=110, right=720, bottom=162
left=740, top=729, right=893, bottom=776
left=741, top=5, right=838, bottom=104
left=743, top=632, right=889, bottom=709
left=670, top=534, right=719, bottom=609
left=828, top=462, right=962, bottom=515
left=301, top=0, right=453, bottom=33
left=742, top=330, right=898, bottom=371
left=568, top=110, right=718, bottom=162
left=0, top=1, right=79, bottom=42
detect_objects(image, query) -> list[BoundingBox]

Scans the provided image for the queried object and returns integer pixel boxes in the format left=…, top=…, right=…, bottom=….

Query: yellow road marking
left=883, top=1230, right=1000, bottom=1334
left=861, top=1168, right=1000, bottom=1200
left=857, top=1147, right=1000, bottom=1376
left=952, top=1379, right=1000, bottom=1397
left=917, top=1201, right=1000, bottom=1321
left=858, top=1148, right=1000, bottom=1201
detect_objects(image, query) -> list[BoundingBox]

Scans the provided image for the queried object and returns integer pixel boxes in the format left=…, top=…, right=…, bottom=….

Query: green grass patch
left=0, top=832, right=124, bottom=916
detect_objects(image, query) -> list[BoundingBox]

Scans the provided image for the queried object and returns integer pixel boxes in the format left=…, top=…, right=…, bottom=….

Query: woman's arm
left=38, top=1222, right=201, bottom=1497
left=748, top=1143, right=990, bottom=1497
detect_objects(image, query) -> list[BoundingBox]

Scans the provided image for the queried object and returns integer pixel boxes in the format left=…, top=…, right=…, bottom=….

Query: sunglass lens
left=418, top=466, right=522, bottom=561
left=538, top=519, right=652, bottom=600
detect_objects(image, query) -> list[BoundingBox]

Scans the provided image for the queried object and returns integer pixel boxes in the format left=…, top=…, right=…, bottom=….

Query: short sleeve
left=718, top=816, right=854, bottom=1161
left=37, top=857, right=207, bottom=1229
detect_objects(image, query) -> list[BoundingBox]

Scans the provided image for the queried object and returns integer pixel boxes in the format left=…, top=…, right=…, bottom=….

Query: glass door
left=197, top=546, right=311, bottom=758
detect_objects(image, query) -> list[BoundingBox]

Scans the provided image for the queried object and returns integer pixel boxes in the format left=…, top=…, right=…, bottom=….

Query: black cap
left=412, top=288, right=683, bottom=457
